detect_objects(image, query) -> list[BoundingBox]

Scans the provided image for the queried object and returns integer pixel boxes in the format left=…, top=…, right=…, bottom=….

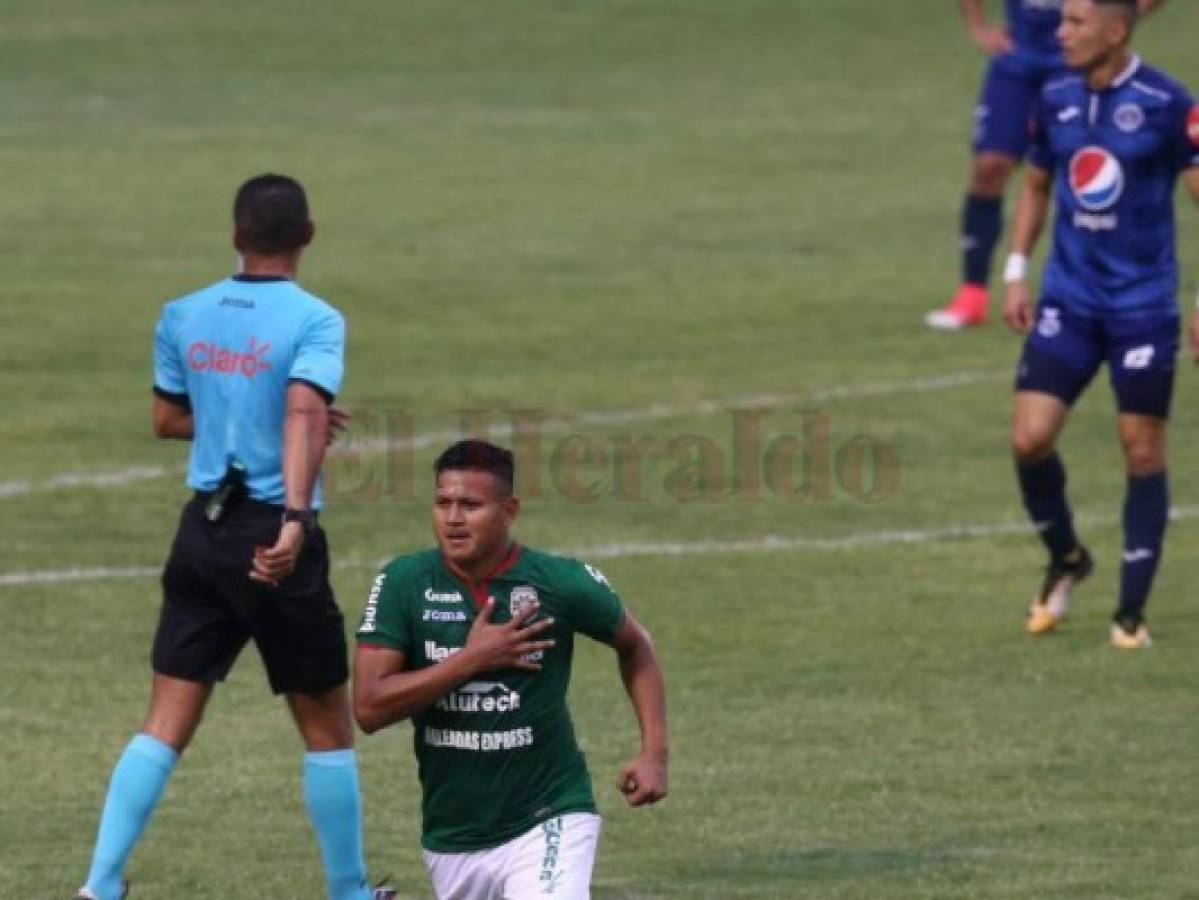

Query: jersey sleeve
left=290, top=306, right=345, bottom=400
left=355, top=561, right=414, bottom=652
left=1026, top=96, right=1053, bottom=171
left=152, top=305, right=187, bottom=396
left=561, top=559, right=626, bottom=642
left=1171, top=92, right=1199, bottom=172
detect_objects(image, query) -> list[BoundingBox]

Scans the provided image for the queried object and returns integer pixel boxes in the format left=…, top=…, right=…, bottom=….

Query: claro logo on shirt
left=187, top=337, right=272, bottom=376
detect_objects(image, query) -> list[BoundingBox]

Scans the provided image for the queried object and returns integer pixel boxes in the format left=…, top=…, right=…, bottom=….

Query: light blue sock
left=303, top=750, right=370, bottom=900
left=84, top=734, right=179, bottom=900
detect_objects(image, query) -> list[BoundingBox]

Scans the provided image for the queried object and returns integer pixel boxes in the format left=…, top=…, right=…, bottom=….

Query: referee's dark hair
left=435, top=440, right=515, bottom=496
left=233, top=173, right=314, bottom=256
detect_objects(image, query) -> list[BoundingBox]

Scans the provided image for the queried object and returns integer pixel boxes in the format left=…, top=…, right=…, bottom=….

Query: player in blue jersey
left=1001, top=0, right=1199, bottom=647
left=75, top=176, right=392, bottom=900
left=927, top=0, right=1163, bottom=329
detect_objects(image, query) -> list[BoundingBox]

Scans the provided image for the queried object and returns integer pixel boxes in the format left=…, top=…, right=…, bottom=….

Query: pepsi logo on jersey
left=1070, top=147, right=1124, bottom=212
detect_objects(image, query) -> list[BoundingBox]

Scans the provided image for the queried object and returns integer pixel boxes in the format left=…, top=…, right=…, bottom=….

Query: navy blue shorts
left=1015, top=302, right=1179, bottom=419
left=973, top=52, right=1064, bottom=158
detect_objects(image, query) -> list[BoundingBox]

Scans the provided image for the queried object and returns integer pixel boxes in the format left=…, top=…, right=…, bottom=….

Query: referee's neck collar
left=232, top=273, right=290, bottom=283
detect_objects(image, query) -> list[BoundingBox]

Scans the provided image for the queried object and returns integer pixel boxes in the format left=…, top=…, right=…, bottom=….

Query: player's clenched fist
left=617, top=753, right=669, bottom=808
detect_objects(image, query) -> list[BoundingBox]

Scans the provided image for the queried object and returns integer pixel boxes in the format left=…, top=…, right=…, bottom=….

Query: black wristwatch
left=282, top=508, right=316, bottom=532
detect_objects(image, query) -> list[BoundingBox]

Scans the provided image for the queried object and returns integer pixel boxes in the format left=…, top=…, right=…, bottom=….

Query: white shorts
left=423, top=812, right=601, bottom=900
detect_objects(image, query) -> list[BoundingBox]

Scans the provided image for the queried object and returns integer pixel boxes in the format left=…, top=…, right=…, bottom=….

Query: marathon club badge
left=510, top=585, right=545, bottom=664
left=510, top=585, right=540, bottom=620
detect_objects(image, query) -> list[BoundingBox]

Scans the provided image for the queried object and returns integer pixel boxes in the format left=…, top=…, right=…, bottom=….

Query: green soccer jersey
left=355, top=543, right=625, bottom=852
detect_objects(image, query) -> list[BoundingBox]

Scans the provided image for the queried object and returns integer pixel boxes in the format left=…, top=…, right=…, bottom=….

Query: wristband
left=283, top=508, right=316, bottom=532
left=1003, top=253, right=1028, bottom=284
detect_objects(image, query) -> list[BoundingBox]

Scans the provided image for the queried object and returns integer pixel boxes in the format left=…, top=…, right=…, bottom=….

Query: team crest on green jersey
left=510, top=585, right=539, bottom=618
left=510, top=585, right=544, bottom=663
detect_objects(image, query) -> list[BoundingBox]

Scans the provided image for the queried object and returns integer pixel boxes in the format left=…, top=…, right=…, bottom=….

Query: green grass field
left=4, top=1, right=1199, bottom=897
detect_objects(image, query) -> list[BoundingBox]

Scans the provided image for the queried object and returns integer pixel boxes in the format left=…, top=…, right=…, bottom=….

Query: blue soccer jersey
left=153, top=274, right=345, bottom=507
left=1007, top=0, right=1064, bottom=59
left=1029, top=58, right=1199, bottom=315
left=973, top=3, right=1064, bottom=158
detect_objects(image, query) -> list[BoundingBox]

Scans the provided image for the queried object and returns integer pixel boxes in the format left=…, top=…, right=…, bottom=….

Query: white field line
left=0, top=465, right=183, bottom=498
left=0, top=566, right=163, bottom=586
left=4, top=503, right=1197, bottom=588
left=0, top=369, right=1007, bottom=500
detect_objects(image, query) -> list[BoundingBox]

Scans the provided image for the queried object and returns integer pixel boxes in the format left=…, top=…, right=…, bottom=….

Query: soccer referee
left=75, top=175, right=384, bottom=900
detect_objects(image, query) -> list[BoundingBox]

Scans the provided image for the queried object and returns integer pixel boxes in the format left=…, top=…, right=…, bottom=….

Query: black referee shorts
left=152, top=495, right=348, bottom=695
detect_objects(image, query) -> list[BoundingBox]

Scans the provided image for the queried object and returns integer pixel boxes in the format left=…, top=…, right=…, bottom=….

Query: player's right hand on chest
left=464, top=598, right=555, bottom=672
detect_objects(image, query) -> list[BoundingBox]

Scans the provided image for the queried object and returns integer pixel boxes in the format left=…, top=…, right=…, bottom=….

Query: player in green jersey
left=353, top=439, right=669, bottom=898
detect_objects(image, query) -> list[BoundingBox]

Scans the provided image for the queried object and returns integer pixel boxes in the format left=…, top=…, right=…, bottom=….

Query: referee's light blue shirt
left=153, top=274, right=345, bottom=508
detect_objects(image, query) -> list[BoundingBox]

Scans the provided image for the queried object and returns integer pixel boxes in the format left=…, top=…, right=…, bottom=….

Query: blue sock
left=303, top=750, right=370, bottom=900
left=84, top=734, right=179, bottom=900
left=1118, top=471, right=1168, bottom=624
left=962, top=193, right=1002, bottom=286
left=1016, top=454, right=1079, bottom=562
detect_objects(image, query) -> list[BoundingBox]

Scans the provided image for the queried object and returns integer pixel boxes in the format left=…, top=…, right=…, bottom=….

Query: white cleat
left=1110, top=621, right=1152, bottom=649
left=925, top=309, right=972, bottom=330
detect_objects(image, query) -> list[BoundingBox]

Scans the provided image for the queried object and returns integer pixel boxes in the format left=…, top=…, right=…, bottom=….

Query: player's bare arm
left=251, top=381, right=328, bottom=584
left=607, top=611, right=669, bottom=808
left=1181, top=167, right=1199, bottom=360
left=353, top=598, right=554, bottom=733
left=1003, top=164, right=1052, bottom=334
left=960, top=0, right=1014, bottom=56
left=1181, top=166, right=1199, bottom=205
left=151, top=394, right=193, bottom=440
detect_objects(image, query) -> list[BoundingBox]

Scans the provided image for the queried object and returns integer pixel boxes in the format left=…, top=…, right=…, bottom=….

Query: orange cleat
left=925, top=284, right=990, bottom=330
left=1026, top=547, right=1093, bottom=635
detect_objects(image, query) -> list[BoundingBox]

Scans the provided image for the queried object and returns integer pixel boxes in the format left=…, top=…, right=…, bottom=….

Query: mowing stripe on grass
left=5, top=501, right=1196, bottom=587
left=0, top=369, right=1006, bottom=500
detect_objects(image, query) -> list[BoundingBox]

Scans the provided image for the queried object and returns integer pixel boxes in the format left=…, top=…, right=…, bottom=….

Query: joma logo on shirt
left=187, top=337, right=272, bottom=377
left=423, top=609, right=467, bottom=622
